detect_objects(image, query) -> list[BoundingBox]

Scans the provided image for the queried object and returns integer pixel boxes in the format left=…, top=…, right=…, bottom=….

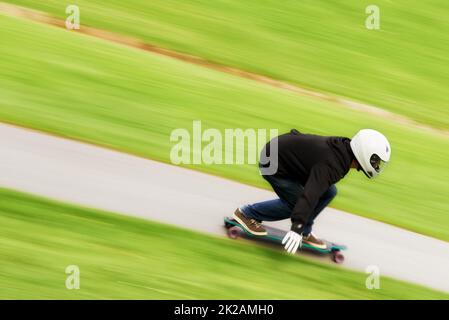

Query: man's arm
left=290, top=163, right=333, bottom=233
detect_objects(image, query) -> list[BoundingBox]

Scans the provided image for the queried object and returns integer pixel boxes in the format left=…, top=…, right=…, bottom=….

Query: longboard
left=224, top=216, right=346, bottom=263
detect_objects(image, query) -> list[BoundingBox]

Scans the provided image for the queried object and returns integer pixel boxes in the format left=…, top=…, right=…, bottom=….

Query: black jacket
left=260, top=129, right=354, bottom=231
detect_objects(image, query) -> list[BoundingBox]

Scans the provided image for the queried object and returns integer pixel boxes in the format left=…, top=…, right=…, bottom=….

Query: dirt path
left=1, top=2, right=448, bottom=138
left=1, top=122, right=449, bottom=293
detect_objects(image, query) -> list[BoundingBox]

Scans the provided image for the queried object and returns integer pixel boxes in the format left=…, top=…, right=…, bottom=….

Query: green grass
left=1, top=14, right=449, bottom=242
left=0, top=187, right=447, bottom=299
left=5, top=0, right=449, bottom=129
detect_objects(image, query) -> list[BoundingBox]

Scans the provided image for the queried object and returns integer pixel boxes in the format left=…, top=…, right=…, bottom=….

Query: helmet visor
left=370, top=154, right=388, bottom=173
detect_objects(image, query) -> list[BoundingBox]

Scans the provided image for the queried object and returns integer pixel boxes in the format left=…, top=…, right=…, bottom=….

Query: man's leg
left=236, top=175, right=337, bottom=245
left=234, top=175, right=302, bottom=235
left=234, top=199, right=291, bottom=235
left=302, top=185, right=337, bottom=236
left=263, top=174, right=304, bottom=209
left=266, top=177, right=337, bottom=248
left=239, top=198, right=292, bottom=222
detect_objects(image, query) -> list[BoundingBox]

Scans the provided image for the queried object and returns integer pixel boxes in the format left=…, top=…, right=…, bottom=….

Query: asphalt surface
left=1, top=123, right=449, bottom=293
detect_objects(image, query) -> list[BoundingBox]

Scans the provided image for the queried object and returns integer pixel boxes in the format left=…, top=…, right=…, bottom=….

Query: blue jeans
left=240, top=175, right=337, bottom=236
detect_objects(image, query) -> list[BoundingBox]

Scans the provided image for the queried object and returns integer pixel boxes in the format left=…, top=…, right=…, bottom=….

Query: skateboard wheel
left=224, top=221, right=233, bottom=229
left=332, top=251, right=345, bottom=264
left=227, top=226, right=240, bottom=239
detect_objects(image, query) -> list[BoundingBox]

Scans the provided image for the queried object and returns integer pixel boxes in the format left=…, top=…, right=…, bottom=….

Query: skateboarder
left=233, top=129, right=391, bottom=254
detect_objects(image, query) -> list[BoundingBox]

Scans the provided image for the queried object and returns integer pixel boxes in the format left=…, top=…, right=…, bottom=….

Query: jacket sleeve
left=290, top=163, right=333, bottom=231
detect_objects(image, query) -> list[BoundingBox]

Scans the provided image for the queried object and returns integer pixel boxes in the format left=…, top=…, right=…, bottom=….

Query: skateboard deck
left=224, top=216, right=346, bottom=263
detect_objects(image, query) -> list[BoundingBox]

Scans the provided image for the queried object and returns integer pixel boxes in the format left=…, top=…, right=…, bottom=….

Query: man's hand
left=282, top=231, right=303, bottom=254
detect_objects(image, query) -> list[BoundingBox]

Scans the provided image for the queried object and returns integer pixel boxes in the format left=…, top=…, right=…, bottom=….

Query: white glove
left=282, top=231, right=302, bottom=254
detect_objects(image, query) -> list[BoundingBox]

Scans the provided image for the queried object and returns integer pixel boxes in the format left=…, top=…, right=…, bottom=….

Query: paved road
left=1, top=123, right=449, bottom=293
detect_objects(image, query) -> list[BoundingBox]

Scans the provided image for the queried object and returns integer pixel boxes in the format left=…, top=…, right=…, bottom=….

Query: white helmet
left=350, top=129, right=391, bottom=179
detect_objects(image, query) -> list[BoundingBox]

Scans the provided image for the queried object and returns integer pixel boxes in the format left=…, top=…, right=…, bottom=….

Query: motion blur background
left=0, top=1, right=448, bottom=299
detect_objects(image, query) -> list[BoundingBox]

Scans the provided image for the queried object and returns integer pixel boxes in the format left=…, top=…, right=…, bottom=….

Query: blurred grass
left=4, top=0, right=449, bottom=129
left=0, top=14, right=449, bottom=241
left=0, top=187, right=447, bottom=299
